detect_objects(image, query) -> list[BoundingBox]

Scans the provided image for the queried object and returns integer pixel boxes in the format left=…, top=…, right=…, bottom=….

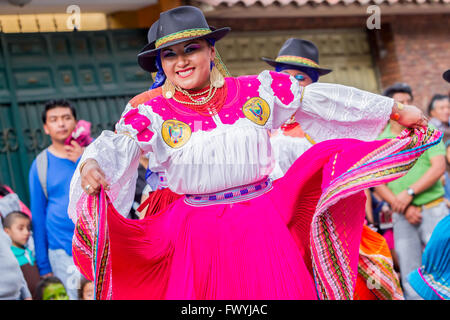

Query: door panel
left=0, top=29, right=151, bottom=205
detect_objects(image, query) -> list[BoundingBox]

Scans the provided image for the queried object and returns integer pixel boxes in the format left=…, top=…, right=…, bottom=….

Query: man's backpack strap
left=36, top=149, right=48, bottom=199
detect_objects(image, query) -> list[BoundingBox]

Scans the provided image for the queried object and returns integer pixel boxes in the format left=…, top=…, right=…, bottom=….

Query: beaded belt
left=184, top=178, right=273, bottom=207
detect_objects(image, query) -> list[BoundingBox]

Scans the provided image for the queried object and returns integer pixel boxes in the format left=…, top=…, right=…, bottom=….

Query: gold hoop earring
left=210, top=65, right=224, bottom=89
left=162, top=79, right=175, bottom=99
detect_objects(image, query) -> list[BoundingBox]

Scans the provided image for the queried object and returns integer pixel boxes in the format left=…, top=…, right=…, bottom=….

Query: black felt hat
left=138, top=6, right=230, bottom=73
left=443, top=69, right=450, bottom=83
left=262, top=38, right=332, bottom=76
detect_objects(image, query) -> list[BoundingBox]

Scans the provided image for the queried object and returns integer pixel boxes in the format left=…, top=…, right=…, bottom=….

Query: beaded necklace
left=172, top=83, right=227, bottom=117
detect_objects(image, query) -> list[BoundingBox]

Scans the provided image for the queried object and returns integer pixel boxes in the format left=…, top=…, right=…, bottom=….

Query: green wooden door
left=0, top=29, right=152, bottom=206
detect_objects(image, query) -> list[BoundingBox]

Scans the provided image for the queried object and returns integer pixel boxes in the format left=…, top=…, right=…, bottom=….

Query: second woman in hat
left=264, top=38, right=404, bottom=300
left=69, top=6, right=435, bottom=300
left=263, top=38, right=332, bottom=180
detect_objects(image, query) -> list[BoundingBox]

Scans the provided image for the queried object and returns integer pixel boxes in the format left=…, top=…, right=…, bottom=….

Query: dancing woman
left=69, top=6, right=437, bottom=300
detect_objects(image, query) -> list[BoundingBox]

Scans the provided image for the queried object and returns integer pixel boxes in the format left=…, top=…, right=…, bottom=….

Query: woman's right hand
left=396, top=104, right=428, bottom=130
left=80, top=158, right=110, bottom=196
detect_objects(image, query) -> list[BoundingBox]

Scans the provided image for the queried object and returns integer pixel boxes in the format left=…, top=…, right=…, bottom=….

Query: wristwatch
left=407, top=187, right=415, bottom=197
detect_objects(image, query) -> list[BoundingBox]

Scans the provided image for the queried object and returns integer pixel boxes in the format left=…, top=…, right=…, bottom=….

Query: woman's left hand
left=396, top=104, right=428, bottom=130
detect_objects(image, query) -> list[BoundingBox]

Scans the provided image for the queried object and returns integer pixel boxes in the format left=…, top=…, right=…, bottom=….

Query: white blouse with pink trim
left=270, top=82, right=395, bottom=180
left=68, top=70, right=393, bottom=220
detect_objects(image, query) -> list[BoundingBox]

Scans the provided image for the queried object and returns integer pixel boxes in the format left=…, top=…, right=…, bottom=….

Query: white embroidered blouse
left=68, top=70, right=393, bottom=220
left=270, top=82, right=394, bottom=180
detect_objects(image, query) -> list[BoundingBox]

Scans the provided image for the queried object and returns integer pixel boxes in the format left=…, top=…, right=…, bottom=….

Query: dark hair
left=42, top=99, right=77, bottom=124
left=34, top=276, right=66, bottom=300
left=427, top=94, right=449, bottom=115
left=78, top=277, right=94, bottom=300
left=2, top=211, right=30, bottom=229
left=383, top=82, right=414, bottom=102
left=0, top=184, right=10, bottom=197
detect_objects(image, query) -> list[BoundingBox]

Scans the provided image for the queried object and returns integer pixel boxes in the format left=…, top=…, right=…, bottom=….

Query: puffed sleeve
left=295, top=83, right=394, bottom=142
left=256, top=70, right=393, bottom=140
left=68, top=101, right=157, bottom=222
left=256, top=70, right=304, bottom=129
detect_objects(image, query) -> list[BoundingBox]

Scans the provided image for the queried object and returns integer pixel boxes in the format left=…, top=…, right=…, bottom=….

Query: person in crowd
left=369, top=190, right=399, bottom=271
left=442, top=141, right=450, bottom=207
left=34, top=276, right=69, bottom=300
left=28, top=99, right=87, bottom=300
left=0, top=183, right=34, bottom=253
left=0, top=215, right=31, bottom=300
left=2, top=211, right=40, bottom=299
left=69, top=6, right=432, bottom=300
left=78, top=277, right=94, bottom=300
left=407, top=69, right=450, bottom=300
left=375, top=83, right=448, bottom=299
left=428, top=94, right=450, bottom=143
left=407, top=211, right=450, bottom=300
left=0, top=217, right=32, bottom=300
left=0, top=183, right=31, bottom=219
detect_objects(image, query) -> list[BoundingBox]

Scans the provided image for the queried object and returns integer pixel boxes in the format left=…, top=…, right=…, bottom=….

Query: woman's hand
left=80, top=158, right=110, bottom=196
left=395, top=104, right=428, bottom=129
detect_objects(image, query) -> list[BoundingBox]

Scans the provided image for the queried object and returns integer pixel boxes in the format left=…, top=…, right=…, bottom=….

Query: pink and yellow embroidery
left=155, top=28, right=212, bottom=49
left=275, top=55, right=320, bottom=68
left=122, top=108, right=154, bottom=142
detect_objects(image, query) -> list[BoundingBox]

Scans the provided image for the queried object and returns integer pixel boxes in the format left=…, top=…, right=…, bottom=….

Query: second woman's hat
left=443, top=69, right=450, bottom=83
left=138, top=6, right=231, bottom=73
left=262, top=38, right=332, bottom=76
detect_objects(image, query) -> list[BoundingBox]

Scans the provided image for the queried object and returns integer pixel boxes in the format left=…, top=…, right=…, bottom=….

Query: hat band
left=275, top=55, right=320, bottom=69
left=155, top=28, right=212, bottom=49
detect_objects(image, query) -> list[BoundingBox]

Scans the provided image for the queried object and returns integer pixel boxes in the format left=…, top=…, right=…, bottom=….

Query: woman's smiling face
left=160, top=39, right=215, bottom=91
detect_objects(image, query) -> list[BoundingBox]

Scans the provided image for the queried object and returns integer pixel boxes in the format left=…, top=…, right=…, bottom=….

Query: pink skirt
left=72, top=129, right=441, bottom=300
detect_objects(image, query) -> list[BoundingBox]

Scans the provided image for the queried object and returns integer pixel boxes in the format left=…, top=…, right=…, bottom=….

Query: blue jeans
left=393, top=201, right=449, bottom=300
left=48, top=249, right=81, bottom=300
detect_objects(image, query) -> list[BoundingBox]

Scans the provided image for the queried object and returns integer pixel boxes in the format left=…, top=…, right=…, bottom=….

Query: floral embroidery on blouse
left=122, top=108, right=154, bottom=142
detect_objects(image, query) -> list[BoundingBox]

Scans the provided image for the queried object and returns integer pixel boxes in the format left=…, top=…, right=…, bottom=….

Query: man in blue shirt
left=29, top=99, right=85, bottom=300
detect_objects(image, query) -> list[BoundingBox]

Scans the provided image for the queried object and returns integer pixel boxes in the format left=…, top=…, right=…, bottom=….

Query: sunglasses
left=294, top=74, right=305, bottom=81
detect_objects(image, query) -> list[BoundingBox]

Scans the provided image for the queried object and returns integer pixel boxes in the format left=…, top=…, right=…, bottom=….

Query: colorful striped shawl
left=311, top=128, right=441, bottom=299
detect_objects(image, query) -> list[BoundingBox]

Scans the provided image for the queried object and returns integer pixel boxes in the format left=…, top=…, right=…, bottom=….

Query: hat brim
left=443, top=69, right=450, bottom=83
left=261, top=57, right=332, bottom=76
left=138, top=27, right=230, bottom=73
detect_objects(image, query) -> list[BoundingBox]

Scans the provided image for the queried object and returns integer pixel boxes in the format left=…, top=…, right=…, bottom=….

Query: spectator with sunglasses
left=261, top=39, right=333, bottom=179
